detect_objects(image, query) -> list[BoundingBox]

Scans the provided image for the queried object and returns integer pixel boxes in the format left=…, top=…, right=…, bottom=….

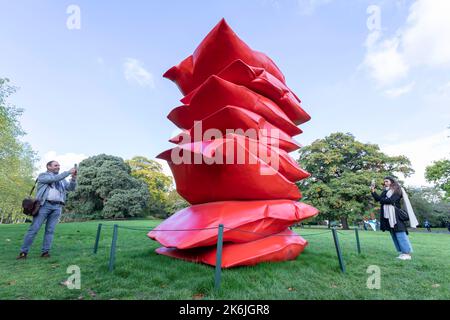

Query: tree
left=0, top=78, right=37, bottom=223
left=407, top=186, right=450, bottom=227
left=125, top=156, right=174, bottom=217
left=297, top=132, right=414, bottom=229
left=425, top=159, right=450, bottom=200
left=66, top=154, right=149, bottom=219
left=165, top=189, right=189, bottom=215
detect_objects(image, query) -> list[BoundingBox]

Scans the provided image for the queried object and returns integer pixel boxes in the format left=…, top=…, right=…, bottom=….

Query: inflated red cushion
left=169, top=106, right=301, bottom=153
left=168, top=75, right=301, bottom=136
left=156, top=134, right=303, bottom=204
left=163, top=18, right=286, bottom=95
left=148, top=200, right=318, bottom=249
left=182, top=59, right=310, bottom=125
left=170, top=133, right=309, bottom=183
left=156, top=229, right=307, bottom=268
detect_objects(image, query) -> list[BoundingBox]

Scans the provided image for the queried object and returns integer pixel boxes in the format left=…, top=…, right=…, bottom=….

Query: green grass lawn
left=1, top=219, right=449, bottom=300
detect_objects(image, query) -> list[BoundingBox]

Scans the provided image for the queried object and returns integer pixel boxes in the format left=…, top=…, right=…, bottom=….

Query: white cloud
left=36, top=151, right=88, bottom=176
left=401, top=0, right=450, bottom=68
left=297, top=0, right=332, bottom=15
left=362, top=0, right=450, bottom=87
left=380, top=129, right=450, bottom=187
left=123, top=58, right=155, bottom=88
left=363, top=38, right=409, bottom=86
left=422, top=80, right=450, bottom=122
left=384, top=81, right=415, bottom=98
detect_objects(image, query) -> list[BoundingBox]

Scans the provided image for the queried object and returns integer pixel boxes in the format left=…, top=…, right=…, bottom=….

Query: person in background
left=371, top=176, right=419, bottom=260
left=16, top=161, right=77, bottom=259
left=424, top=219, right=432, bottom=232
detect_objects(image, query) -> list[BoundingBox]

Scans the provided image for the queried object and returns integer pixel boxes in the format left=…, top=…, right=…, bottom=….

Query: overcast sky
left=1, top=0, right=449, bottom=187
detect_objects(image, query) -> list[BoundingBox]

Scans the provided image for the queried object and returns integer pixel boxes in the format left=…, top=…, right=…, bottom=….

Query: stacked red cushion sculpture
left=150, top=19, right=319, bottom=268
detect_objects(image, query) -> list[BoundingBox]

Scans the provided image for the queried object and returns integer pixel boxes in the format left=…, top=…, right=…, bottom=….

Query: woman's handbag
left=394, top=205, right=409, bottom=221
left=22, top=179, right=40, bottom=216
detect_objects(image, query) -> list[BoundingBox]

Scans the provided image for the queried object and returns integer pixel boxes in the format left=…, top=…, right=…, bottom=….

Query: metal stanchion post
left=214, top=224, right=224, bottom=291
left=332, top=227, right=346, bottom=273
left=109, top=224, right=118, bottom=272
left=93, top=223, right=102, bottom=254
left=354, top=228, right=361, bottom=254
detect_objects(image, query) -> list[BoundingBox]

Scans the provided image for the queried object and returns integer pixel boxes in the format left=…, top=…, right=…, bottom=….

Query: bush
left=66, top=154, right=150, bottom=219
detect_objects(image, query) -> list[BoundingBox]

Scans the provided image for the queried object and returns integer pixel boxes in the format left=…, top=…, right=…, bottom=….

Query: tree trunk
left=341, top=216, right=350, bottom=230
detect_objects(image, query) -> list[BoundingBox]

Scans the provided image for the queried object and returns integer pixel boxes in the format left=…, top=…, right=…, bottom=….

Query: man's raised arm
left=37, top=169, right=74, bottom=184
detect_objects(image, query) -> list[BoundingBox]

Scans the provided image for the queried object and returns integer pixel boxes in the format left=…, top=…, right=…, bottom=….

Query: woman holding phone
left=371, top=176, right=418, bottom=260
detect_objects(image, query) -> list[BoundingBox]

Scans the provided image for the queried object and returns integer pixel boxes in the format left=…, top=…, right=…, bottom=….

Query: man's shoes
left=16, top=252, right=27, bottom=260
left=397, top=254, right=412, bottom=260
left=16, top=252, right=52, bottom=259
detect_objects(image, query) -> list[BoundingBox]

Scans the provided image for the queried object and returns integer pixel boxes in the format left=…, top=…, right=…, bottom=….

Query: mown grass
left=0, top=219, right=449, bottom=300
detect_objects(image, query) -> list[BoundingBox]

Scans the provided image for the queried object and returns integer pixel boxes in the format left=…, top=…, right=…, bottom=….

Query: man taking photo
left=16, top=161, right=77, bottom=259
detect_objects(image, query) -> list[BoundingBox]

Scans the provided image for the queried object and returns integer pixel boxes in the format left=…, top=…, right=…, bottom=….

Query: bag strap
left=392, top=203, right=408, bottom=216
left=29, top=178, right=38, bottom=196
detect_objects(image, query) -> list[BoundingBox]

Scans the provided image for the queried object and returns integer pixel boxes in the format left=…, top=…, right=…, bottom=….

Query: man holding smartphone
left=16, top=161, right=77, bottom=259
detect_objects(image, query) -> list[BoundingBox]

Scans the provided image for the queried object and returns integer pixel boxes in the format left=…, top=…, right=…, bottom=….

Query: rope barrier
left=98, top=223, right=353, bottom=235
left=114, top=226, right=153, bottom=231
left=51, top=244, right=156, bottom=252
left=98, top=224, right=114, bottom=228
left=86, top=223, right=360, bottom=280
left=222, top=226, right=332, bottom=238
left=26, top=222, right=359, bottom=292
left=137, top=226, right=218, bottom=232
left=298, top=230, right=334, bottom=237
left=51, top=245, right=105, bottom=252
left=88, top=223, right=336, bottom=236
left=106, top=225, right=224, bottom=232
left=97, top=224, right=218, bottom=232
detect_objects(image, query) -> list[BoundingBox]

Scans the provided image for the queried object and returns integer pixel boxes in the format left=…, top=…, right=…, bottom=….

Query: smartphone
left=370, top=179, right=376, bottom=188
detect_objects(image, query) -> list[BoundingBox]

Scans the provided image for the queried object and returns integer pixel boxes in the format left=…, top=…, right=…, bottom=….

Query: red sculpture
left=169, top=106, right=301, bottom=152
left=151, top=18, right=318, bottom=268
left=168, top=75, right=301, bottom=136
left=163, top=18, right=286, bottom=95
left=182, top=59, right=310, bottom=125
left=157, top=134, right=304, bottom=204
left=149, top=200, right=318, bottom=250
left=156, top=229, right=308, bottom=268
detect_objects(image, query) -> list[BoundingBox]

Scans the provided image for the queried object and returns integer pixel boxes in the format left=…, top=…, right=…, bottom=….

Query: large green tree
left=165, top=189, right=189, bottom=215
left=407, top=186, right=450, bottom=227
left=425, top=159, right=450, bottom=200
left=125, top=156, right=180, bottom=217
left=297, top=132, right=414, bottom=229
left=0, top=78, right=37, bottom=223
left=66, top=154, right=150, bottom=219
